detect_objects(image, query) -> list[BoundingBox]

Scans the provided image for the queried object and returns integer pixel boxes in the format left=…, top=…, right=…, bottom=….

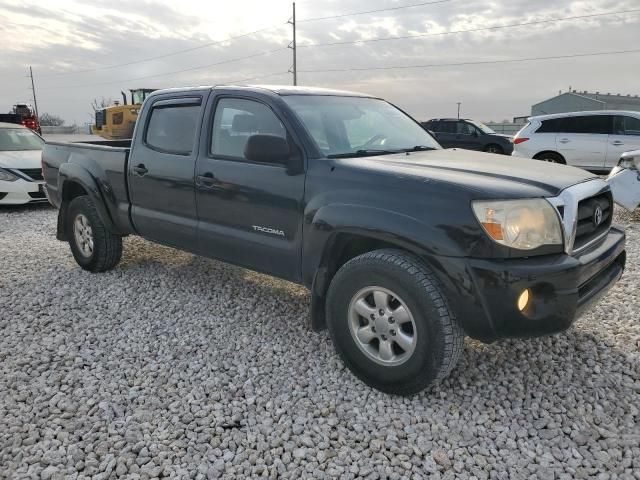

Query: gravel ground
left=1, top=205, right=639, bottom=480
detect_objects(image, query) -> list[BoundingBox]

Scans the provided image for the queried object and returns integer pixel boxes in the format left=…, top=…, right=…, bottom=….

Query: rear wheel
left=484, top=144, right=504, bottom=154
left=326, top=249, right=464, bottom=395
left=66, top=196, right=122, bottom=272
left=534, top=152, right=564, bottom=164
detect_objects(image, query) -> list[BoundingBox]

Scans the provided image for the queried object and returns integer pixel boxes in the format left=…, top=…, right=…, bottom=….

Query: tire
left=534, top=152, right=564, bottom=164
left=326, top=249, right=464, bottom=395
left=484, top=144, right=504, bottom=155
left=66, top=196, right=122, bottom=272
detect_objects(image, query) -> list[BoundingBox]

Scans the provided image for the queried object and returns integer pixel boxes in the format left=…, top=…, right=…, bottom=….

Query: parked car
left=42, top=85, right=625, bottom=395
left=421, top=118, right=514, bottom=155
left=607, top=149, right=640, bottom=211
left=0, top=122, right=47, bottom=205
left=512, top=110, right=640, bottom=172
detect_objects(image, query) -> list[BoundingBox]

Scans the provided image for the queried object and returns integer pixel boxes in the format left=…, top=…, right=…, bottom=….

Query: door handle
left=133, top=164, right=148, bottom=176
left=558, top=138, right=570, bottom=144
left=196, top=172, right=216, bottom=187
left=612, top=141, right=625, bottom=146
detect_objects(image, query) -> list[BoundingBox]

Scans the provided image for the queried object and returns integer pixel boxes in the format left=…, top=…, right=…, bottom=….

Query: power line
left=43, top=48, right=288, bottom=89
left=40, top=24, right=286, bottom=77
left=299, top=48, right=640, bottom=73
left=299, top=8, right=640, bottom=48
left=298, top=0, right=451, bottom=22
left=227, top=71, right=291, bottom=84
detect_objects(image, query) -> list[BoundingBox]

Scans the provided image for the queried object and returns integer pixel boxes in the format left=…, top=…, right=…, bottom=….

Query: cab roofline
left=145, top=85, right=377, bottom=99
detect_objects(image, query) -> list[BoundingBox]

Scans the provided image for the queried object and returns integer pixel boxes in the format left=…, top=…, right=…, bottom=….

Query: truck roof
left=145, top=84, right=376, bottom=99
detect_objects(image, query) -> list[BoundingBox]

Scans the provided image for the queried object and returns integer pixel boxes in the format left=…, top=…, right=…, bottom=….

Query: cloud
left=1, top=0, right=639, bottom=124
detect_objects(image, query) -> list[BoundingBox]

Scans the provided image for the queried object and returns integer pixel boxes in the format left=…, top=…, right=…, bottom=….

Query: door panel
left=556, top=134, right=608, bottom=168
left=129, top=97, right=203, bottom=249
left=195, top=96, right=305, bottom=281
left=555, top=115, right=612, bottom=169
left=606, top=116, right=640, bottom=167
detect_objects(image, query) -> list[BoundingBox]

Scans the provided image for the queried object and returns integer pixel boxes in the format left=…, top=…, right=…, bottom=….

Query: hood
left=492, top=133, right=513, bottom=140
left=0, top=149, right=42, bottom=169
left=346, top=148, right=597, bottom=198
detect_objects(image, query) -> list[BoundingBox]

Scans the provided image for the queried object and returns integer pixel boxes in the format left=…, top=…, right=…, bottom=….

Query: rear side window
left=537, top=115, right=613, bottom=134
left=145, top=103, right=201, bottom=155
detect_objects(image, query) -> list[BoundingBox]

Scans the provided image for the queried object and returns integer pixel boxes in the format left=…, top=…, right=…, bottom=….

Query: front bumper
left=0, top=179, right=47, bottom=205
left=433, top=227, right=625, bottom=342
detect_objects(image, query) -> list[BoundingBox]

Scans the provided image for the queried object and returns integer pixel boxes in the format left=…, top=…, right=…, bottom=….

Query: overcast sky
left=1, top=0, right=639, bottom=125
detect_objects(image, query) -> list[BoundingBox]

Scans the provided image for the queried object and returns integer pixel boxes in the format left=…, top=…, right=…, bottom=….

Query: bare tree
left=91, top=97, right=114, bottom=112
left=39, top=112, right=65, bottom=126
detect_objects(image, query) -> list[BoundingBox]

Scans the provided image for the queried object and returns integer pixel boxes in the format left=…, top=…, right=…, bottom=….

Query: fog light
left=517, top=289, right=530, bottom=312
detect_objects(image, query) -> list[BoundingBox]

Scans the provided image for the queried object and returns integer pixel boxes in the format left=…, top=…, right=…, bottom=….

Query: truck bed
left=42, top=139, right=134, bottom=234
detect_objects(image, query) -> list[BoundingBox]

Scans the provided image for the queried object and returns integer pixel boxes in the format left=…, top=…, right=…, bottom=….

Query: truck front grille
left=573, top=192, right=612, bottom=251
left=17, top=168, right=44, bottom=181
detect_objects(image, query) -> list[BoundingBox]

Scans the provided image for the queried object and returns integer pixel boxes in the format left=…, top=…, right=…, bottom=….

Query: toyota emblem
left=593, top=205, right=603, bottom=227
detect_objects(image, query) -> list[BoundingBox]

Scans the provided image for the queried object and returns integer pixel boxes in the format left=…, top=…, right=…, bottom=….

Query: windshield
left=468, top=120, right=496, bottom=134
left=0, top=128, right=44, bottom=151
left=282, top=95, right=440, bottom=157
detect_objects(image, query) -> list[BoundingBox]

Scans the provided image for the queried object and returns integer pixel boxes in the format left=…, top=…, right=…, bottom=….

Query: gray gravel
left=1, top=204, right=639, bottom=479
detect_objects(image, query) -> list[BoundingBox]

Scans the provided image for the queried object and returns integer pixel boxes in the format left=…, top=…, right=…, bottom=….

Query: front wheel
left=326, top=249, right=464, bottom=395
left=66, top=196, right=122, bottom=272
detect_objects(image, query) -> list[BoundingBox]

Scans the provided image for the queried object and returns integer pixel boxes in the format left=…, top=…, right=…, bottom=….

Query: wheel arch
left=56, top=164, right=116, bottom=241
left=533, top=150, right=566, bottom=164
left=308, top=230, right=433, bottom=332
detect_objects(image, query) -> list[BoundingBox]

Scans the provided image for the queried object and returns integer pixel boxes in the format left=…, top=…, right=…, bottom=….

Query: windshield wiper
left=327, top=149, right=399, bottom=159
left=402, top=145, right=437, bottom=152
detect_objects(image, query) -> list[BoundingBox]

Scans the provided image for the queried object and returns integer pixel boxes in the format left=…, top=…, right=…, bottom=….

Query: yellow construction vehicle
left=91, top=88, right=155, bottom=140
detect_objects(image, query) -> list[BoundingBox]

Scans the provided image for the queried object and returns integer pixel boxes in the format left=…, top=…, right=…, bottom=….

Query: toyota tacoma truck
left=42, top=85, right=626, bottom=395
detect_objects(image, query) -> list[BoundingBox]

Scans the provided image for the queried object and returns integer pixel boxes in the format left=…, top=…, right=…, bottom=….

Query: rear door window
left=438, top=121, right=457, bottom=134
left=145, top=102, right=201, bottom=155
left=537, top=116, right=612, bottom=134
left=564, top=115, right=613, bottom=134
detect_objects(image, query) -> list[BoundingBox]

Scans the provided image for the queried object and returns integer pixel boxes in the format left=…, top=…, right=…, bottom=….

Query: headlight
left=619, top=151, right=640, bottom=171
left=0, top=168, right=18, bottom=182
left=472, top=198, right=563, bottom=250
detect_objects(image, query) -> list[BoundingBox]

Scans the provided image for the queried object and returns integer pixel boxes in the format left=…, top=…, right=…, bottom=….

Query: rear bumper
left=0, top=180, right=47, bottom=205
left=431, top=227, right=626, bottom=342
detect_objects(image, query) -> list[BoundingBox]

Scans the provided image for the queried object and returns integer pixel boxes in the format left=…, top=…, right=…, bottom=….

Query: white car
left=512, top=110, right=640, bottom=172
left=0, top=122, right=47, bottom=205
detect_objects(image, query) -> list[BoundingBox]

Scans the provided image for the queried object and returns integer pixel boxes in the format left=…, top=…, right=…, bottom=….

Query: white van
left=512, top=110, right=640, bottom=172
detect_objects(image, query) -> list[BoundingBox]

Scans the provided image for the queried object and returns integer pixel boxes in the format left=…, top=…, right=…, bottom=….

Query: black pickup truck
left=42, top=85, right=626, bottom=395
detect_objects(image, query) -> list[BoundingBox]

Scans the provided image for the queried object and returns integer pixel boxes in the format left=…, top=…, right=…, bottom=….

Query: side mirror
left=472, top=130, right=479, bottom=137
left=244, top=134, right=290, bottom=165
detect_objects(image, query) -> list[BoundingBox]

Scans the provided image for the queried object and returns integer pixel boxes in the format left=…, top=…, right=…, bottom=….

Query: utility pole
left=29, top=66, right=40, bottom=120
left=456, top=102, right=461, bottom=119
left=288, top=2, right=297, bottom=86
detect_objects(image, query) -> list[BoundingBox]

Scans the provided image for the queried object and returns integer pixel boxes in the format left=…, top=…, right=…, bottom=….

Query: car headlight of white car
left=472, top=198, right=563, bottom=250
left=618, top=150, right=640, bottom=171
left=0, top=168, right=18, bottom=182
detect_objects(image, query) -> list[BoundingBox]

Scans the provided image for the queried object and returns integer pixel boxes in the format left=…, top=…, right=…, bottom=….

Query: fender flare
left=304, top=203, right=461, bottom=331
left=56, top=163, right=117, bottom=240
